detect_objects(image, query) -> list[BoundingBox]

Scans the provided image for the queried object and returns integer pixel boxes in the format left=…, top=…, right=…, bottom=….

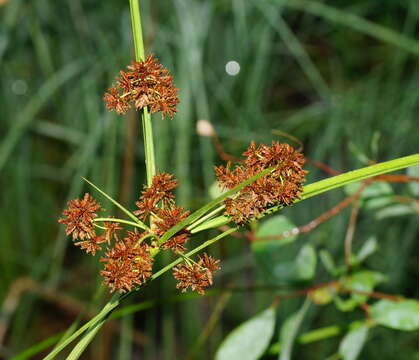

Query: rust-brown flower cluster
left=215, top=141, right=307, bottom=224
left=103, top=54, right=179, bottom=118
left=100, top=231, right=153, bottom=293
left=173, top=253, right=220, bottom=295
left=59, top=172, right=220, bottom=295
left=134, top=172, right=191, bottom=253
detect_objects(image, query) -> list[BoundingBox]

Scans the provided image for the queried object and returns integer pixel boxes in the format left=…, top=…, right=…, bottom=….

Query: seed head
left=59, top=193, right=102, bottom=241
left=215, top=141, right=307, bottom=224
left=104, top=54, right=179, bottom=118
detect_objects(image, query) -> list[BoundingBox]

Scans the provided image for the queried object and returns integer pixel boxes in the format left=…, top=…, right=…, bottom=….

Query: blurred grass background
left=1, top=0, right=418, bottom=359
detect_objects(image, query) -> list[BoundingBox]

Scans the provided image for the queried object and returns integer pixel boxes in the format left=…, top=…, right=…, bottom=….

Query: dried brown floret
left=75, top=234, right=106, bottom=256
left=173, top=263, right=211, bottom=295
left=134, top=172, right=179, bottom=221
left=173, top=253, right=220, bottom=294
left=104, top=54, right=179, bottom=118
left=100, top=231, right=154, bottom=293
left=103, top=220, right=122, bottom=244
left=154, top=205, right=190, bottom=236
left=59, top=193, right=102, bottom=241
left=161, top=232, right=190, bottom=253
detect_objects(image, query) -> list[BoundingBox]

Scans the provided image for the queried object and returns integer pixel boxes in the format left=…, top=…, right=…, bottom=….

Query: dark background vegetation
left=1, top=0, right=418, bottom=359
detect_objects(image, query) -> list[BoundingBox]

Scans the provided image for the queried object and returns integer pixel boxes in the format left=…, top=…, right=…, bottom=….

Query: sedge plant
left=39, top=1, right=419, bottom=359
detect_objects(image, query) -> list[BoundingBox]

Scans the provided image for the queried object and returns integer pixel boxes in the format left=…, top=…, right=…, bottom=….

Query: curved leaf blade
left=216, top=307, right=276, bottom=360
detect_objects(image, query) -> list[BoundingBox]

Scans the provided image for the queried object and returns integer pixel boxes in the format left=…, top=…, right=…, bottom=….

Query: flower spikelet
left=215, top=141, right=307, bottom=224
left=100, top=231, right=154, bottom=293
left=134, top=172, right=178, bottom=221
left=104, top=54, right=179, bottom=118
left=59, top=193, right=102, bottom=241
left=103, top=220, right=122, bottom=244
left=75, top=234, right=106, bottom=256
left=173, top=253, right=220, bottom=294
left=134, top=172, right=190, bottom=253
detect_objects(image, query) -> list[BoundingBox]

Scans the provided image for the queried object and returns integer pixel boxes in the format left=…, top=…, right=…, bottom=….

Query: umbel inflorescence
left=59, top=54, right=307, bottom=294
left=59, top=142, right=306, bottom=294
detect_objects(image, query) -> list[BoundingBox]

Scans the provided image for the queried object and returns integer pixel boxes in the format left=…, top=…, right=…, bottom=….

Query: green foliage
left=370, top=299, right=419, bottom=331
left=338, top=323, right=369, bottom=360
left=215, top=307, right=276, bottom=360
left=1, top=0, right=419, bottom=359
left=279, top=299, right=310, bottom=360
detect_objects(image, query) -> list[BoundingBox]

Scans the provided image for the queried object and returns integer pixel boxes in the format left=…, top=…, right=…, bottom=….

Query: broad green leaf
left=279, top=299, right=310, bottom=360
left=215, top=307, right=276, bottom=360
left=375, top=204, right=416, bottom=220
left=407, top=164, right=419, bottom=196
left=344, top=181, right=393, bottom=210
left=370, top=299, right=419, bottom=331
left=295, top=244, right=317, bottom=280
left=356, top=237, right=378, bottom=263
left=319, top=250, right=338, bottom=276
left=335, top=271, right=386, bottom=311
left=339, top=324, right=369, bottom=360
left=252, top=242, right=317, bottom=283
left=252, top=216, right=300, bottom=283
left=256, top=215, right=298, bottom=245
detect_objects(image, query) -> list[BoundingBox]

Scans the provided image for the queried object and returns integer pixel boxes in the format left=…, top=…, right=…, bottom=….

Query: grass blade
left=283, top=0, right=419, bottom=57
left=82, top=177, right=149, bottom=231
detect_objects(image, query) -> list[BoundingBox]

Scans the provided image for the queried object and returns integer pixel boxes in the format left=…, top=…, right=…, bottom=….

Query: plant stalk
left=129, top=0, right=156, bottom=186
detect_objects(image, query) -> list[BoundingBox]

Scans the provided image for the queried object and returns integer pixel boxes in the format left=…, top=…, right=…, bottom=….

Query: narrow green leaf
left=356, top=237, right=378, bottom=263
left=0, top=61, right=83, bottom=171
left=370, top=299, right=419, bottom=331
left=375, top=204, right=416, bottom=220
left=263, top=154, right=419, bottom=217
left=319, top=250, right=338, bottom=276
left=82, top=177, right=148, bottom=231
left=10, top=332, right=64, bottom=360
left=301, top=154, right=419, bottom=201
left=283, top=0, right=419, bottom=57
left=43, top=295, right=121, bottom=360
left=339, top=324, right=369, bottom=360
left=66, top=317, right=106, bottom=360
left=159, top=167, right=274, bottom=244
left=190, top=215, right=230, bottom=234
left=279, top=299, right=310, bottom=360
left=215, top=307, right=276, bottom=360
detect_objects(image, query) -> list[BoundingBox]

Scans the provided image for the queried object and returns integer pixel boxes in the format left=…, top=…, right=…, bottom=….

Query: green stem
left=42, top=295, right=121, bottom=360
left=301, top=154, right=419, bottom=200
left=186, top=205, right=225, bottom=231
left=129, top=0, right=156, bottom=186
left=82, top=177, right=149, bottom=231
left=151, top=228, right=237, bottom=281
left=94, top=217, right=145, bottom=229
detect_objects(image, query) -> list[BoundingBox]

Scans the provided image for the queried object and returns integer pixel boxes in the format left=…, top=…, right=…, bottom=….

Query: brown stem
left=344, top=196, right=362, bottom=272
